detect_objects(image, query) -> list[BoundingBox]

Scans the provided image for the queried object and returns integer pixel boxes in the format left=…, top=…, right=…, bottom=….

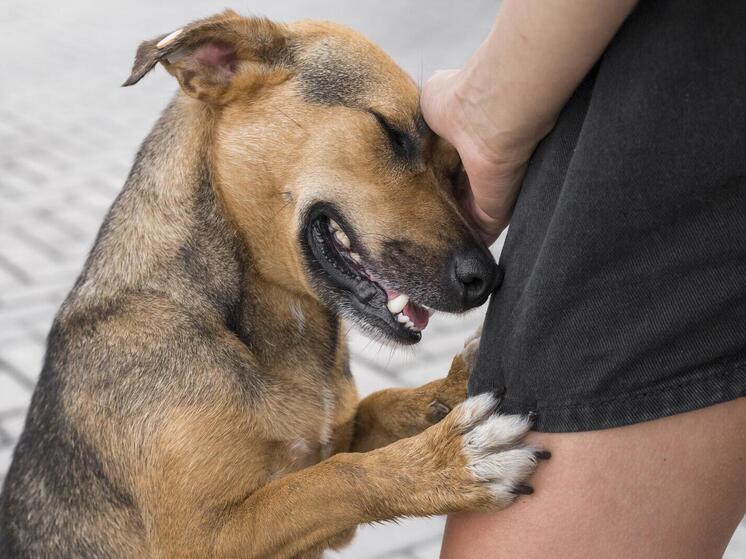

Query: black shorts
left=469, top=0, right=746, bottom=432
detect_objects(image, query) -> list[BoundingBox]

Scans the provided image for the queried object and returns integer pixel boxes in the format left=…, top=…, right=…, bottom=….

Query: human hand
left=421, top=69, right=537, bottom=246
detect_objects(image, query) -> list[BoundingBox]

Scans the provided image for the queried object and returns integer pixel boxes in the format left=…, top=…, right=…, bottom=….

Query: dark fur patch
left=176, top=168, right=246, bottom=329
left=0, top=326, right=141, bottom=558
left=296, top=41, right=370, bottom=107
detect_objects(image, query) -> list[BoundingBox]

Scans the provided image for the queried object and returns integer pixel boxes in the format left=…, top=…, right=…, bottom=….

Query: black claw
left=511, top=484, right=534, bottom=495
left=527, top=410, right=538, bottom=423
left=427, top=401, right=451, bottom=423
left=535, top=449, right=552, bottom=460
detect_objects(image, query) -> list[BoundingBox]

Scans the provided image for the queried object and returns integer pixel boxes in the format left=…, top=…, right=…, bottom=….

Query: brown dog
left=0, top=11, right=547, bottom=558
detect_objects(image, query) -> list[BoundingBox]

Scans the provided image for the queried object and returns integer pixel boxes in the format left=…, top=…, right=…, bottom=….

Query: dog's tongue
left=404, top=301, right=430, bottom=330
left=385, top=289, right=430, bottom=330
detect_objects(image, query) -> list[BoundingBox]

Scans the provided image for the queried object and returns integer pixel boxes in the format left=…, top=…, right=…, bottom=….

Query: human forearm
left=422, top=0, right=638, bottom=242
left=458, top=0, right=639, bottom=153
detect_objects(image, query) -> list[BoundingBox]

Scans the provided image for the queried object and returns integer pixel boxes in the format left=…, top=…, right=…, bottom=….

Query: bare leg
left=440, top=397, right=746, bottom=559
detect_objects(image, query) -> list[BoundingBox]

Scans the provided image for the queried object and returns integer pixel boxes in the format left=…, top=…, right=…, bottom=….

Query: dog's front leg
left=351, top=329, right=481, bottom=452
left=212, top=393, right=544, bottom=559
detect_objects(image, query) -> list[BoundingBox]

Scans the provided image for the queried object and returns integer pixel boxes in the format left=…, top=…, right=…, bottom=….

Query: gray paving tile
left=326, top=517, right=446, bottom=559
left=0, top=374, right=33, bottom=412
left=407, top=537, right=443, bottom=559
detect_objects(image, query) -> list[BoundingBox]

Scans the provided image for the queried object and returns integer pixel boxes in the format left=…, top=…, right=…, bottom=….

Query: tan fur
left=0, top=11, right=542, bottom=559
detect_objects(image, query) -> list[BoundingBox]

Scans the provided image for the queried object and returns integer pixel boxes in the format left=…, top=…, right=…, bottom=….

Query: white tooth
left=329, top=219, right=341, bottom=232
left=397, top=313, right=408, bottom=323
left=350, top=252, right=362, bottom=264
left=406, top=321, right=415, bottom=329
left=334, top=230, right=351, bottom=249
left=387, top=294, right=409, bottom=314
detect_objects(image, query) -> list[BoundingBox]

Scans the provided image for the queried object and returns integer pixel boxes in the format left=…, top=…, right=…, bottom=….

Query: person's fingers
left=422, top=69, right=530, bottom=245
left=460, top=155, right=527, bottom=244
left=463, top=193, right=502, bottom=245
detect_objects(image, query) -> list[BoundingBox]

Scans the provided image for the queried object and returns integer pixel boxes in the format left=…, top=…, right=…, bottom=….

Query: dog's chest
left=246, top=300, right=357, bottom=476
left=268, top=387, right=338, bottom=478
left=285, top=435, right=333, bottom=469
left=262, top=361, right=357, bottom=479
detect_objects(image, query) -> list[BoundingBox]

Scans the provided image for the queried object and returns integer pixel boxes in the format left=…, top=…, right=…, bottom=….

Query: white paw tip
left=462, top=414, right=532, bottom=460
left=455, top=393, right=498, bottom=428
left=468, top=447, right=538, bottom=486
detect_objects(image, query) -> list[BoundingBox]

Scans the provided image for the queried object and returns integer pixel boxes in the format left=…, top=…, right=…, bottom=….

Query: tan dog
left=0, top=11, right=548, bottom=558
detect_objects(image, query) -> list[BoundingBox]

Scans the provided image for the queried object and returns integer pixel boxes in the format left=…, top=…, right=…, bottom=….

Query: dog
left=0, top=11, right=548, bottom=558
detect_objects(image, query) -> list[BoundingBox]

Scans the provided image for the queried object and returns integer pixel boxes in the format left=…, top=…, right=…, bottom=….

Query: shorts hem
left=470, top=361, right=746, bottom=433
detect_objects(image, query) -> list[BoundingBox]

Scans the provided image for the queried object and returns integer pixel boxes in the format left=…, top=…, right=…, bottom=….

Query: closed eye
left=370, top=110, right=415, bottom=159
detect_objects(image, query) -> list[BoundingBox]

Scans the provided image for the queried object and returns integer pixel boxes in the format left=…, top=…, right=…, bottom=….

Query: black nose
left=448, top=246, right=502, bottom=309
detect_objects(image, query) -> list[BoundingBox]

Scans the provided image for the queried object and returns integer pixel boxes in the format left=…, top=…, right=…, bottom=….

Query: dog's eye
left=371, top=111, right=415, bottom=159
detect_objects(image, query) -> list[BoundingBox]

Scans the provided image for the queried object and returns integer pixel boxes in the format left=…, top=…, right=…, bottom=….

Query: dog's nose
left=448, top=246, right=502, bottom=309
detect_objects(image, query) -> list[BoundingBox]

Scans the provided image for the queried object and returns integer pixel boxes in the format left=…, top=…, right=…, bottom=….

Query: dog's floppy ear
left=123, top=10, right=291, bottom=104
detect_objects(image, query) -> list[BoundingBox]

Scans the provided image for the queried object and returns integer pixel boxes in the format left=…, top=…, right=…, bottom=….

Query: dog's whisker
left=273, top=106, right=307, bottom=132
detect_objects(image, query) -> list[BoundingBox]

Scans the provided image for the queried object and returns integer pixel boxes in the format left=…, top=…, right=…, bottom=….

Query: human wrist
left=452, top=56, right=555, bottom=166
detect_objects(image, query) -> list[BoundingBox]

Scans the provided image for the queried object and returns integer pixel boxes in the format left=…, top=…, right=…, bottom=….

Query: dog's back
left=0, top=98, right=252, bottom=556
left=1, top=343, right=144, bottom=557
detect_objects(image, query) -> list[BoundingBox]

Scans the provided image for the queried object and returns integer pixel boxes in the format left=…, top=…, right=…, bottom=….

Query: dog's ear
left=122, top=10, right=291, bottom=104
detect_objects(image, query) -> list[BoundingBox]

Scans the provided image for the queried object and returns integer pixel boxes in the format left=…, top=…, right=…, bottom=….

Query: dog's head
left=126, top=11, right=500, bottom=344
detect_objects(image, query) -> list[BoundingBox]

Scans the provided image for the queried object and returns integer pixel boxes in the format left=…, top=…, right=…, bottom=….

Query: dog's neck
left=73, top=94, right=341, bottom=365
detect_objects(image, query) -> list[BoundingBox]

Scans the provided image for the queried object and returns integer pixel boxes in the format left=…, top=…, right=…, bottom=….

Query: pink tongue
left=385, top=289, right=430, bottom=330
left=405, top=301, right=430, bottom=330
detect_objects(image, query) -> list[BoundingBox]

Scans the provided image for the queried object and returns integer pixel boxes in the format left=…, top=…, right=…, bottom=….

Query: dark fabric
left=469, top=0, right=746, bottom=432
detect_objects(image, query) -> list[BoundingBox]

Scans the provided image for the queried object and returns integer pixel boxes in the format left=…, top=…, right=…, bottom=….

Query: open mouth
left=303, top=205, right=432, bottom=344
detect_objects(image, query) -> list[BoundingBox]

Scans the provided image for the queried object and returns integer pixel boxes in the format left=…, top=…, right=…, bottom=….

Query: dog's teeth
left=406, top=320, right=415, bottom=329
left=397, top=313, right=408, bottom=324
left=387, top=294, right=409, bottom=314
left=334, top=230, right=351, bottom=249
left=329, top=219, right=341, bottom=232
left=350, top=252, right=362, bottom=264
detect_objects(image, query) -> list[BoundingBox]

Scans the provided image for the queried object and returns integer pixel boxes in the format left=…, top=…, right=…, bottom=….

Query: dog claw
left=511, top=483, right=534, bottom=495
left=427, top=400, right=451, bottom=422
left=534, top=449, right=551, bottom=461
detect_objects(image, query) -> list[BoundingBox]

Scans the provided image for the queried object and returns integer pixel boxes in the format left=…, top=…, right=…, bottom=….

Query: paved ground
left=0, top=1, right=742, bottom=557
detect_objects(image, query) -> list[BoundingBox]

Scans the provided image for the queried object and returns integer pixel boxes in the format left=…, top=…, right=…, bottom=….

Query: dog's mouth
left=303, top=205, right=431, bottom=344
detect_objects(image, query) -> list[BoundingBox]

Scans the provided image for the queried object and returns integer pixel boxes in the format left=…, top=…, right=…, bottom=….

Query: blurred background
left=0, top=1, right=742, bottom=557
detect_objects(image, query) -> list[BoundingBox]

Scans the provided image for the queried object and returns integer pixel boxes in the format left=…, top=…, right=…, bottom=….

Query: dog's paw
left=458, top=397, right=546, bottom=505
left=429, top=393, right=549, bottom=510
left=425, top=326, right=484, bottom=423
